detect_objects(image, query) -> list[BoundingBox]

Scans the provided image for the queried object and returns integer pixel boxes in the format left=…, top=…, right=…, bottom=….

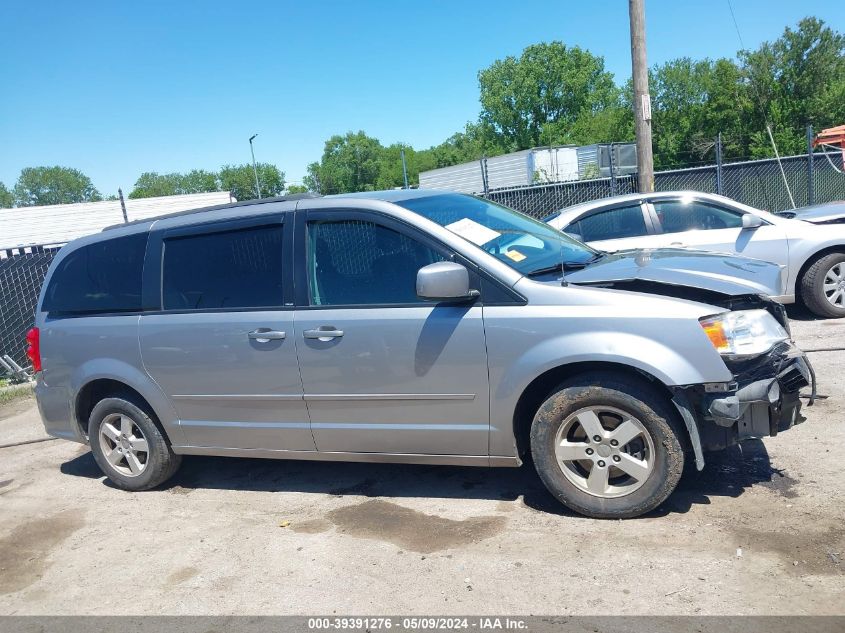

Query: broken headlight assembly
left=699, top=309, right=789, bottom=359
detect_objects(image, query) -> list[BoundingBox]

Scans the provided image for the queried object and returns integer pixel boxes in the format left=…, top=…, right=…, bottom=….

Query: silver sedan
left=546, top=191, right=845, bottom=317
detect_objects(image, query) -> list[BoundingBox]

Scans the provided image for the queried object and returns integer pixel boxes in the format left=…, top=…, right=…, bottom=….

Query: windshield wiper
left=526, top=263, right=564, bottom=277
left=527, top=252, right=606, bottom=277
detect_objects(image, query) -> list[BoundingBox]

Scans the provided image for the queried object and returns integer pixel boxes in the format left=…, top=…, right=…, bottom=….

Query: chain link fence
left=0, top=247, right=59, bottom=370
left=2, top=145, right=845, bottom=371
left=485, top=175, right=637, bottom=218
left=483, top=150, right=845, bottom=220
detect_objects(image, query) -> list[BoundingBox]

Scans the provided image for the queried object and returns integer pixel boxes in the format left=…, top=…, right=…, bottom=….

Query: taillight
left=25, top=327, right=41, bottom=372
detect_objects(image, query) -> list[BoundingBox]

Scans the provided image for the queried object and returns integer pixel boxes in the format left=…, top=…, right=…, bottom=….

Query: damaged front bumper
left=670, top=340, right=815, bottom=470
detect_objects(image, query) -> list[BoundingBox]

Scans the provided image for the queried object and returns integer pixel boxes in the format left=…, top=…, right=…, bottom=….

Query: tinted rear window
left=42, top=233, right=147, bottom=314
left=162, top=224, right=284, bottom=310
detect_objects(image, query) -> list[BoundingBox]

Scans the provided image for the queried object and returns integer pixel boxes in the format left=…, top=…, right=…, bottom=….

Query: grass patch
left=0, top=382, right=34, bottom=406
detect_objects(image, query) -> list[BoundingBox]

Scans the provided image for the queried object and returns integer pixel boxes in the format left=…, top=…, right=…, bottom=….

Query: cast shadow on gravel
left=785, top=303, right=821, bottom=322
left=60, top=437, right=792, bottom=518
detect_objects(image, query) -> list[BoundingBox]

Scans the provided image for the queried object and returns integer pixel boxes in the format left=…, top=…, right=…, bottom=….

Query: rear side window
left=42, top=233, right=147, bottom=314
left=571, top=205, right=648, bottom=241
left=162, top=224, right=284, bottom=310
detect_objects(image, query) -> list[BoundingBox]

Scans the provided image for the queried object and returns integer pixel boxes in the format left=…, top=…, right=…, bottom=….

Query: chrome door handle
left=303, top=328, right=344, bottom=340
left=248, top=329, right=286, bottom=342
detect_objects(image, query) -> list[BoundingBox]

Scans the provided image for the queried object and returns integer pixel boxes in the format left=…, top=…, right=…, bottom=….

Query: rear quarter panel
left=36, top=314, right=184, bottom=444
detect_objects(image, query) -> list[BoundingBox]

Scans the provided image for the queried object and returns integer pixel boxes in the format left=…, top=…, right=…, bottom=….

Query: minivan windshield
left=394, top=193, right=599, bottom=275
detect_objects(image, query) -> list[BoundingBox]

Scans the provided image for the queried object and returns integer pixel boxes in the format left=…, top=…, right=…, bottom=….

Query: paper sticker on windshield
left=505, top=249, right=527, bottom=262
left=445, top=218, right=501, bottom=246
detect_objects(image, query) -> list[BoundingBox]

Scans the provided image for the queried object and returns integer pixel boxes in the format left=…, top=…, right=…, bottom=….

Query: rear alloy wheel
left=98, top=413, right=150, bottom=478
left=531, top=373, right=684, bottom=519
left=88, top=396, right=181, bottom=491
left=800, top=252, right=845, bottom=318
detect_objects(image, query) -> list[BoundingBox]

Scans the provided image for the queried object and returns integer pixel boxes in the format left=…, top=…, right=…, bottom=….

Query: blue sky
left=1, top=0, right=843, bottom=196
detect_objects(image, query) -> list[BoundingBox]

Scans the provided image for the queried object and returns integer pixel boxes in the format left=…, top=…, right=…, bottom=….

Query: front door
left=139, top=216, right=314, bottom=452
left=293, top=209, right=490, bottom=456
left=648, top=198, right=790, bottom=267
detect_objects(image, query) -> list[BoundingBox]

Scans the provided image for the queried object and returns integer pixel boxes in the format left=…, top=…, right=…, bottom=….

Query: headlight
left=699, top=309, right=789, bottom=358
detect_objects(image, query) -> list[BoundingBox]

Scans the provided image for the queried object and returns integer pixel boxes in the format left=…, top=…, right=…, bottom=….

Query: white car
left=545, top=191, right=845, bottom=317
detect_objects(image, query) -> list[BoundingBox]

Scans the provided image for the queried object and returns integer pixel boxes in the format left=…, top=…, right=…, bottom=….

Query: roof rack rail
left=102, top=192, right=322, bottom=231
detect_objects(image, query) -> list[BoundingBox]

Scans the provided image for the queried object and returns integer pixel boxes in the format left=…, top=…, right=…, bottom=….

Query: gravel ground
left=0, top=310, right=842, bottom=616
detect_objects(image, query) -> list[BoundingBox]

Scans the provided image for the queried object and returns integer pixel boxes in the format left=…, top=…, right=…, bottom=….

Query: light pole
left=248, top=133, right=261, bottom=199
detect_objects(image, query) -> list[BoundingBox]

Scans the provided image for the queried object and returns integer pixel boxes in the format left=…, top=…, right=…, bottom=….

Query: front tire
left=530, top=373, right=684, bottom=519
left=800, top=252, right=845, bottom=318
left=88, top=396, right=181, bottom=491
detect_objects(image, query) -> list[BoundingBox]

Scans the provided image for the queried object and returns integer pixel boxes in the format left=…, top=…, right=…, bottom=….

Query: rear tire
left=530, top=373, right=684, bottom=519
left=800, top=252, right=845, bottom=318
left=88, top=396, right=181, bottom=491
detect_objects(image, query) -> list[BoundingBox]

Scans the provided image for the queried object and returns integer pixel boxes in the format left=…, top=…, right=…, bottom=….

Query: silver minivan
left=30, top=190, right=813, bottom=518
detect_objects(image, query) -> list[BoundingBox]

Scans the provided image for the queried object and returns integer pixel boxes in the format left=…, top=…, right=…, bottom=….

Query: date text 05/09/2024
left=307, top=617, right=528, bottom=630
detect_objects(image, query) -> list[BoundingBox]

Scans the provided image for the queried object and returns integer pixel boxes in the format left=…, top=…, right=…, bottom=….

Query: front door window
left=307, top=219, right=443, bottom=306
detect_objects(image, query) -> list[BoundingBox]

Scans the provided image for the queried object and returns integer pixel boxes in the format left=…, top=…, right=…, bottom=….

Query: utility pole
left=629, top=0, right=654, bottom=192
left=248, top=133, right=261, bottom=199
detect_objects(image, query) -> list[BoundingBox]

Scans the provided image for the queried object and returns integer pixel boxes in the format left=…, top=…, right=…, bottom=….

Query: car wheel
left=800, top=252, right=845, bottom=318
left=88, top=396, right=181, bottom=491
left=530, top=373, right=684, bottom=519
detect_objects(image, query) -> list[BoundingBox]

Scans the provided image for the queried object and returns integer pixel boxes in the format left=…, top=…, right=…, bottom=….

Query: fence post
left=715, top=132, right=724, bottom=196
left=807, top=125, right=815, bottom=206
left=608, top=143, right=617, bottom=195
left=400, top=149, right=409, bottom=189
left=480, top=157, right=489, bottom=195
left=118, top=188, right=128, bottom=223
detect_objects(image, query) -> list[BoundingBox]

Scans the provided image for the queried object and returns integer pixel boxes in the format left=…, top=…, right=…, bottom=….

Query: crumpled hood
left=564, top=248, right=785, bottom=297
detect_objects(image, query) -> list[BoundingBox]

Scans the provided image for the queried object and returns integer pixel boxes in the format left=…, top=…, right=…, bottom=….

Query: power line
left=726, top=0, right=746, bottom=49
left=726, top=0, right=796, bottom=207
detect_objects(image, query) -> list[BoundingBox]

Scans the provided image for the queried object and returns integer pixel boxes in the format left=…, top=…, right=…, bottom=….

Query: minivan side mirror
left=416, top=262, right=478, bottom=301
left=741, top=214, right=764, bottom=229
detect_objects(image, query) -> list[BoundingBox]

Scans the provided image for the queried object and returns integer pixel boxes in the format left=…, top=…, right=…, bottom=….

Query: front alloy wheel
left=800, top=252, right=845, bottom=318
left=822, top=262, right=845, bottom=309
left=554, top=406, right=655, bottom=498
left=531, top=373, right=684, bottom=519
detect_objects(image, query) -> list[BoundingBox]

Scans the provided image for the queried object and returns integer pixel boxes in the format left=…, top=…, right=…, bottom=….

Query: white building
left=0, top=191, right=235, bottom=251
left=418, top=144, right=637, bottom=194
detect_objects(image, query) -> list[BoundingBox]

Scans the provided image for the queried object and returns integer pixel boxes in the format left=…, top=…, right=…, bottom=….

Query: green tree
left=180, top=169, right=220, bottom=194
left=544, top=104, right=634, bottom=147
left=305, top=131, right=384, bottom=194
left=13, top=166, right=101, bottom=206
left=219, top=163, right=285, bottom=201
left=419, top=121, right=509, bottom=169
left=478, top=41, right=623, bottom=150
left=285, top=184, right=309, bottom=195
left=129, top=169, right=220, bottom=198
left=649, top=58, right=750, bottom=168
left=741, top=17, right=845, bottom=157
left=0, top=182, right=13, bottom=208
left=129, top=172, right=183, bottom=198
